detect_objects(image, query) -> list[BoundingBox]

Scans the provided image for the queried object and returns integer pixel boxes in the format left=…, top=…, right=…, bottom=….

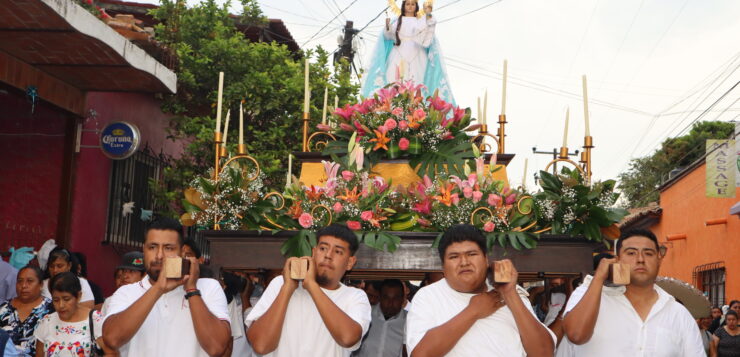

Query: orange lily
left=305, top=186, right=324, bottom=201
left=433, top=183, right=455, bottom=207
left=287, top=200, right=303, bottom=219
left=337, top=187, right=361, bottom=203
left=369, top=129, right=391, bottom=151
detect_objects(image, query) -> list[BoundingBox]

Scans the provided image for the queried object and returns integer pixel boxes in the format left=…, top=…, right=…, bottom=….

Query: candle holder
left=213, top=132, right=223, bottom=180
left=302, top=112, right=310, bottom=152
left=470, top=124, right=500, bottom=153
left=497, top=114, right=507, bottom=154
left=211, top=134, right=262, bottom=230
left=544, top=146, right=586, bottom=176
left=580, top=136, right=594, bottom=184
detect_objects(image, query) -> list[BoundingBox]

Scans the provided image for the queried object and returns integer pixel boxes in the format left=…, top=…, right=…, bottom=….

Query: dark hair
left=72, top=252, right=87, bottom=277
left=381, top=279, right=404, bottom=294
left=593, top=252, right=614, bottom=270
left=394, top=1, right=420, bottom=46
left=315, top=224, right=359, bottom=255
left=730, top=300, right=740, bottom=309
left=365, top=280, right=382, bottom=292
left=616, top=228, right=659, bottom=254
left=145, top=217, right=184, bottom=245
left=18, top=266, right=44, bottom=282
left=183, top=239, right=202, bottom=259
left=437, top=224, right=487, bottom=261
left=45, top=248, right=78, bottom=279
left=726, top=310, right=738, bottom=320
left=49, top=272, right=81, bottom=297
left=222, top=271, right=246, bottom=304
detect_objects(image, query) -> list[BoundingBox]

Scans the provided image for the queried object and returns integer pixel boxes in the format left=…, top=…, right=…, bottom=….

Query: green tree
left=617, top=121, right=735, bottom=208
left=148, top=0, right=359, bottom=216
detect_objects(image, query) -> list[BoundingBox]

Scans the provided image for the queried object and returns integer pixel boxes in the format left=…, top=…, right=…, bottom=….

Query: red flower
left=361, top=211, right=374, bottom=221
left=429, top=96, right=452, bottom=113
left=298, top=213, right=314, bottom=228
left=334, top=104, right=355, bottom=120
left=399, top=137, right=410, bottom=151
left=347, top=220, right=361, bottom=230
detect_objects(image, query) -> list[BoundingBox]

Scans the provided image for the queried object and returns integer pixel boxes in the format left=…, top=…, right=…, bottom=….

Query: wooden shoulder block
left=608, top=263, right=631, bottom=285
left=164, top=257, right=190, bottom=279
left=290, top=259, right=309, bottom=280
left=493, top=261, right=514, bottom=283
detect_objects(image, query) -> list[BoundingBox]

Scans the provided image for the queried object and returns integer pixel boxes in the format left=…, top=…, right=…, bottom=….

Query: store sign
left=100, top=122, right=140, bottom=160
left=706, top=139, right=735, bottom=198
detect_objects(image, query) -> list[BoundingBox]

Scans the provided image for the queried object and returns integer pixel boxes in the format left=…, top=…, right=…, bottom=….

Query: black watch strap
left=185, top=289, right=201, bottom=299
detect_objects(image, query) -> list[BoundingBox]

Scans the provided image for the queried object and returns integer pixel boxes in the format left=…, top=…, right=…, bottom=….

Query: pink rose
left=463, top=187, right=473, bottom=198
left=346, top=220, right=361, bottom=230
left=487, top=194, right=501, bottom=206
left=399, top=120, right=409, bottom=130
left=399, top=137, right=410, bottom=151
left=298, top=213, right=314, bottom=228
left=483, top=221, right=495, bottom=232
left=417, top=218, right=431, bottom=227
left=341, top=170, right=355, bottom=181
left=378, top=125, right=388, bottom=134
left=451, top=194, right=460, bottom=206
left=392, top=107, right=403, bottom=116
left=333, top=202, right=343, bottom=213
left=360, top=211, right=374, bottom=221
left=384, top=119, right=398, bottom=130
left=505, top=193, right=517, bottom=205
left=472, top=191, right=483, bottom=202
left=413, top=108, right=426, bottom=121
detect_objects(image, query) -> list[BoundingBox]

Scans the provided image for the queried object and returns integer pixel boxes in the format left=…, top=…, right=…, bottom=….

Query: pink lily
left=429, top=96, right=452, bottom=113
left=316, top=123, right=332, bottom=132
left=334, top=104, right=355, bottom=120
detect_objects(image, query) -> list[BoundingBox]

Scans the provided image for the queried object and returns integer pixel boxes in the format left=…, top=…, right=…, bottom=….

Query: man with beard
left=561, top=229, right=704, bottom=356
left=102, top=218, right=231, bottom=357
left=407, top=224, right=555, bottom=356
left=246, top=224, right=371, bottom=357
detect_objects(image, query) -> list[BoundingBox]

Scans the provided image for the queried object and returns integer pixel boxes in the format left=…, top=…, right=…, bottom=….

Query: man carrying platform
left=406, top=224, right=555, bottom=356
left=246, top=224, right=372, bottom=357
left=561, top=229, right=704, bottom=356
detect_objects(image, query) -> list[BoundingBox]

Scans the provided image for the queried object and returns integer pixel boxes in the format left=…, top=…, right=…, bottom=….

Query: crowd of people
left=0, top=219, right=738, bottom=356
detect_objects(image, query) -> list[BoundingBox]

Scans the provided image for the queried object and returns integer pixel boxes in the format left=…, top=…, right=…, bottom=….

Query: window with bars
left=694, top=263, right=725, bottom=307
left=104, top=149, right=164, bottom=248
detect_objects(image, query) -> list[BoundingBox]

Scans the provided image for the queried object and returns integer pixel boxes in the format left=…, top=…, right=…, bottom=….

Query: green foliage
left=617, top=121, right=735, bottom=208
left=147, top=0, right=359, bottom=217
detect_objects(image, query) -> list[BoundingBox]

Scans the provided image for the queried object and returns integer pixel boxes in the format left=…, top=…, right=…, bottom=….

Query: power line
left=438, top=0, right=504, bottom=24
left=301, top=0, right=360, bottom=47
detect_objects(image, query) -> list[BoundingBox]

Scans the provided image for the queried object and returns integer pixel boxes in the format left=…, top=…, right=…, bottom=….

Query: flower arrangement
left=180, top=162, right=274, bottom=230
left=279, top=160, right=404, bottom=257
left=394, top=154, right=539, bottom=249
left=533, top=167, right=628, bottom=242
left=321, top=81, right=476, bottom=179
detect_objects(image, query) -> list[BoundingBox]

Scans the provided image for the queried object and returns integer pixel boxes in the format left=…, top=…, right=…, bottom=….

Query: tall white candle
left=334, top=95, right=339, bottom=110
left=522, top=158, right=528, bottom=189
left=223, top=109, right=231, bottom=145
left=477, top=96, right=482, bottom=125
left=321, top=86, right=328, bottom=124
left=501, top=59, right=508, bottom=115
left=562, top=107, right=569, bottom=148
left=286, top=154, right=293, bottom=187
left=483, top=89, right=488, bottom=125
left=304, top=59, right=310, bottom=114
left=239, top=102, right=244, bottom=145
left=582, top=75, right=590, bottom=136
left=215, top=72, right=224, bottom=134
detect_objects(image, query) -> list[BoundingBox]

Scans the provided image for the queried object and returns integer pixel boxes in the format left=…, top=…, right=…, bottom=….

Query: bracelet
left=185, top=288, right=198, bottom=293
left=185, top=290, right=201, bottom=299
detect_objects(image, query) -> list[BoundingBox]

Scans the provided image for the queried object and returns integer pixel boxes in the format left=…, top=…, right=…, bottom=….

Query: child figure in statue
left=362, top=0, right=455, bottom=103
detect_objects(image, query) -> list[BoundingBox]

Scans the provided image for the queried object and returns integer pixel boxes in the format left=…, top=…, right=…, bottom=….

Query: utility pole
left=334, top=21, right=359, bottom=76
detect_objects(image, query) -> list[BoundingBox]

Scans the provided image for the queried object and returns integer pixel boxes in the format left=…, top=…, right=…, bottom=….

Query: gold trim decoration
left=470, top=206, right=494, bottom=225
left=470, top=124, right=500, bottom=153
left=221, top=154, right=261, bottom=182
left=311, top=204, right=333, bottom=226
left=307, top=132, right=337, bottom=152
left=516, top=195, right=534, bottom=215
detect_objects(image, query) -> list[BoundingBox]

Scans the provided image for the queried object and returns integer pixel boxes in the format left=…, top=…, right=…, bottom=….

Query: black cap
left=116, top=251, right=145, bottom=272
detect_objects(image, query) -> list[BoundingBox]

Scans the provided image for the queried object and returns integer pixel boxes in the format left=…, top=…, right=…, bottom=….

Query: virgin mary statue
left=361, top=0, right=455, bottom=102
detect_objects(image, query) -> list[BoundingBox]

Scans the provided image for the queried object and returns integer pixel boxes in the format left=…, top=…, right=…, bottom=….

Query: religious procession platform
left=205, top=230, right=600, bottom=281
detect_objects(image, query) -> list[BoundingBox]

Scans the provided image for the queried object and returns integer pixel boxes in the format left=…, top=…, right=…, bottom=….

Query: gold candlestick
left=214, top=132, right=223, bottom=180
left=544, top=145, right=586, bottom=176
left=581, top=136, right=594, bottom=184
left=470, top=124, right=499, bottom=153
left=302, top=112, right=310, bottom=152
left=237, top=144, right=247, bottom=155
left=497, top=114, right=507, bottom=154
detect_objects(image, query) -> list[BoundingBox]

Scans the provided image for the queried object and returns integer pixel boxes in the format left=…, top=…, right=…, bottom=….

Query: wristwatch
left=185, top=289, right=201, bottom=299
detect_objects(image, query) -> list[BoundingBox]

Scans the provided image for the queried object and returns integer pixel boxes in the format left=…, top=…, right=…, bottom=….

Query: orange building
left=623, top=160, right=740, bottom=307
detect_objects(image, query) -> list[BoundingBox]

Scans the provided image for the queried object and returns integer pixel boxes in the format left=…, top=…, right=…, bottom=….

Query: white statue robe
left=383, top=16, right=437, bottom=84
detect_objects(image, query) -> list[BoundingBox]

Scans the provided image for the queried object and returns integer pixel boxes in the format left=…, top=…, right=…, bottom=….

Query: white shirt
left=406, top=279, right=556, bottom=357
left=103, top=277, right=229, bottom=357
left=245, top=276, right=372, bottom=357
left=42, top=277, right=94, bottom=302
left=34, top=310, right=103, bottom=357
left=560, top=275, right=705, bottom=357
left=354, top=304, right=407, bottom=357
left=543, top=292, right=567, bottom=326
